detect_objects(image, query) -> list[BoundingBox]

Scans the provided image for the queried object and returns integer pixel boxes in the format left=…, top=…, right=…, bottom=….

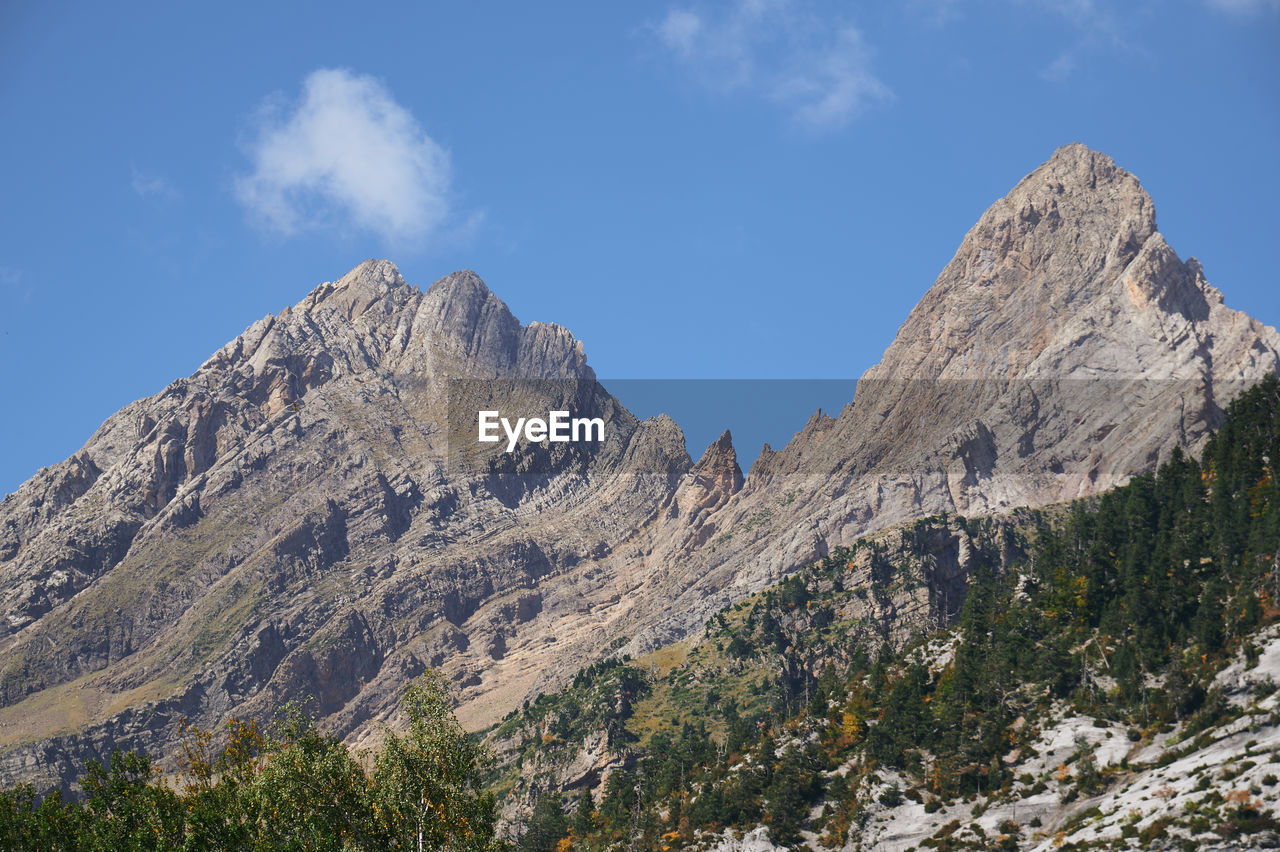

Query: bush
left=0, top=672, right=500, bottom=852
left=878, top=784, right=904, bottom=808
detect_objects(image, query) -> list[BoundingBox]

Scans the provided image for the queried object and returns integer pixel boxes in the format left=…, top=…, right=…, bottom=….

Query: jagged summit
left=690, top=430, right=744, bottom=497
left=294, top=259, right=411, bottom=324
left=605, top=144, right=1280, bottom=662
left=0, top=259, right=693, bottom=792
left=202, top=262, right=593, bottom=401
left=302, top=261, right=511, bottom=326
left=811, top=143, right=1280, bottom=490
left=417, top=269, right=592, bottom=380
left=2, top=146, right=1278, bottom=800
left=425, top=267, right=487, bottom=297
left=1031, top=141, right=1140, bottom=188
left=326, top=256, right=409, bottom=293
left=866, top=142, right=1164, bottom=383
left=1014, top=142, right=1148, bottom=216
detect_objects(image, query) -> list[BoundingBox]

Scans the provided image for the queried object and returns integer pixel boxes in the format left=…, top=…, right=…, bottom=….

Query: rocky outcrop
left=1, top=144, right=1277, bottom=795
left=563, top=143, right=1280, bottom=662
left=0, top=260, right=690, bottom=789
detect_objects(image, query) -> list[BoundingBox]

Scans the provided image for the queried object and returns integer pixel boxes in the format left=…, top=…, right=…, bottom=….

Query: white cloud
left=1019, top=0, right=1128, bottom=81
left=235, top=69, right=453, bottom=246
left=658, top=9, right=704, bottom=57
left=653, top=0, right=891, bottom=130
left=905, top=0, right=961, bottom=27
left=775, top=26, right=891, bottom=129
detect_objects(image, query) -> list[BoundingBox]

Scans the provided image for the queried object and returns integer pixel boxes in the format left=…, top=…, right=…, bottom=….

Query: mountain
left=1, top=143, right=1277, bottom=795
left=0, top=261, right=690, bottom=789
left=486, top=375, right=1280, bottom=851
left=591, top=142, right=1280, bottom=658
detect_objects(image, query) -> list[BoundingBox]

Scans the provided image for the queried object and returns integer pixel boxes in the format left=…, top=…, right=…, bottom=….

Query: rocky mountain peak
left=282, top=259, right=416, bottom=334
left=817, top=144, right=1280, bottom=497
left=862, top=143, right=1215, bottom=385
left=310, top=258, right=408, bottom=303
left=1038, top=141, right=1141, bottom=190
left=424, top=267, right=490, bottom=302
left=668, top=429, right=743, bottom=527
left=611, top=146, right=1280, bottom=664
left=2, top=147, right=1277, bottom=803
left=1018, top=142, right=1156, bottom=270
left=691, top=430, right=745, bottom=496
left=414, top=269, right=591, bottom=380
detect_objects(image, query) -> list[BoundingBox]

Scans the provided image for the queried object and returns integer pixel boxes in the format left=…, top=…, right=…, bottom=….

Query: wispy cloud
left=652, top=0, right=891, bottom=130
left=1022, top=0, right=1129, bottom=82
left=905, top=0, right=961, bottom=27
left=775, top=27, right=890, bottom=129
left=1205, top=0, right=1280, bottom=11
left=0, top=267, right=31, bottom=305
left=1040, top=52, right=1077, bottom=83
left=658, top=9, right=705, bottom=58
left=130, top=167, right=178, bottom=200
left=235, top=69, right=454, bottom=247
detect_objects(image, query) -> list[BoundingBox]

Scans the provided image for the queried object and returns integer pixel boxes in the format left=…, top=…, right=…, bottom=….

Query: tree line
left=0, top=673, right=500, bottom=851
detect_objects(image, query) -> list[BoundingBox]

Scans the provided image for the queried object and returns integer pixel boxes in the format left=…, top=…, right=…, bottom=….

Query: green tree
left=372, top=673, right=498, bottom=851
left=175, top=716, right=262, bottom=850
left=762, top=743, right=822, bottom=845
left=519, top=791, right=567, bottom=852
left=0, top=784, right=87, bottom=851
left=248, top=706, right=376, bottom=851
left=571, top=791, right=595, bottom=839
left=80, top=750, right=183, bottom=851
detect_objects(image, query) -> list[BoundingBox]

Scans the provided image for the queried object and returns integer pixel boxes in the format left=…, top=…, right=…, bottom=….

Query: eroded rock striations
left=0, top=261, right=689, bottom=790
left=0, top=144, right=1276, bottom=793
left=587, top=143, right=1280, bottom=662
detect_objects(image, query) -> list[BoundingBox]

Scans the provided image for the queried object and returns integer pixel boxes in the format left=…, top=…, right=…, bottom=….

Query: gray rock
left=592, top=143, right=1280, bottom=663
left=0, top=260, right=689, bottom=789
left=1, top=144, right=1277, bottom=797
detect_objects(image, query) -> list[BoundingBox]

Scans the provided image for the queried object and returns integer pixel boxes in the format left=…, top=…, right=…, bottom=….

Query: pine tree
left=572, top=791, right=595, bottom=839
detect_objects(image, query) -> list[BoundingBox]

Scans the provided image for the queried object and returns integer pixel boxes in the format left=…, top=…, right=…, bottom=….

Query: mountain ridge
left=0, top=257, right=689, bottom=790
left=604, top=141, right=1280, bottom=659
left=1, top=143, right=1277, bottom=796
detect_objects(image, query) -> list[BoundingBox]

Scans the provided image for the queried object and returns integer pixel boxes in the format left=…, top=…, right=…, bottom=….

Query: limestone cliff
left=0, top=261, right=689, bottom=790
left=1, top=144, right=1277, bottom=794
left=588, top=143, right=1280, bottom=659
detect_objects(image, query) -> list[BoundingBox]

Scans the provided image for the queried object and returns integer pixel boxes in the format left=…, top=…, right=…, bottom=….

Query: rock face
left=0, top=144, right=1277, bottom=792
left=0, top=261, right=690, bottom=790
left=577, top=143, right=1280, bottom=660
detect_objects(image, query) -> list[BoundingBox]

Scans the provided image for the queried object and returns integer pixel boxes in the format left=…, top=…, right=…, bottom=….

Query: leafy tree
left=0, top=785, right=86, bottom=851
left=597, top=769, right=636, bottom=834
left=372, top=673, right=498, bottom=851
left=763, top=743, right=822, bottom=845
left=174, top=716, right=262, bottom=850
left=249, top=706, right=376, bottom=851
left=80, top=750, right=182, bottom=851
left=0, top=671, right=499, bottom=852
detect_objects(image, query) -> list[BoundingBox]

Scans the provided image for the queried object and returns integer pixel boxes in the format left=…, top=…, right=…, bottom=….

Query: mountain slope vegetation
left=4, top=365, right=1278, bottom=852
left=494, top=375, right=1280, bottom=851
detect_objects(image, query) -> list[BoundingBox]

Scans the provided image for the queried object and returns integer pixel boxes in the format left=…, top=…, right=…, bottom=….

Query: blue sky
left=1, top=0, right=1278, bottom=495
